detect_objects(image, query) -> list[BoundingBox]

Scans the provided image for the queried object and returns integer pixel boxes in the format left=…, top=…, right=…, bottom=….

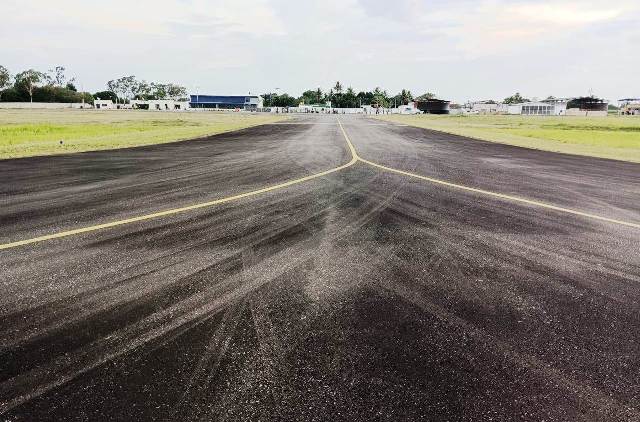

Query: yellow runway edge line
left=0, top=118, right=637, bottom=250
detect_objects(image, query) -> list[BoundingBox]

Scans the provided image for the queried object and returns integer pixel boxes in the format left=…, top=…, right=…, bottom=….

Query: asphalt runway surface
left=1, top=114, right=639, bottom=421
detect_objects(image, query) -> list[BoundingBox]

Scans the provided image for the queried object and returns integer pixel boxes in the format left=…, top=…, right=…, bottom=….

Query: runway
left=1, top=114, right=639, bottom=421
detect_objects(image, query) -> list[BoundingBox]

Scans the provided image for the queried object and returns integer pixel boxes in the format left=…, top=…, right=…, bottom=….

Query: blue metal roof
left=190, top=95, right=258, bottom=105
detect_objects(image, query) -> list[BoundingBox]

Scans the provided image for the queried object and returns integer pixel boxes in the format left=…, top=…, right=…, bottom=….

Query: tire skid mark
left=0, top=121, right=359, bottom=251
left=378, top=276, right=640, bottom=421
left=169, top=300, right=247, bottom=420
left=0, top=179, right=364, bottom=350
left=0, top=198, right=367, bottom=414
left=249, top=296, right=289, bottom=412
left=0, top=163, right=389, bottom=414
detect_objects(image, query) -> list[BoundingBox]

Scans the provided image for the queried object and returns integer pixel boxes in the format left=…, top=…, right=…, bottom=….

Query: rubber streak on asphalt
left=0, top=118, right=637, bottom=251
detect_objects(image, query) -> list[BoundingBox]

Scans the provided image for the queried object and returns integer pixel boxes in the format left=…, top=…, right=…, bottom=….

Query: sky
left=2, top=0, right=639, bottom=103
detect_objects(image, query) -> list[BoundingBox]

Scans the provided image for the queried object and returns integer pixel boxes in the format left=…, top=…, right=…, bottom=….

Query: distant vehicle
left=398, top=104, right=422, bottom=115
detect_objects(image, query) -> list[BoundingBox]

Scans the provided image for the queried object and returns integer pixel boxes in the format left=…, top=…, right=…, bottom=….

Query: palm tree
left=400, top=89, right=413, bottom=105
left=333, top=81, right=343, bottom=94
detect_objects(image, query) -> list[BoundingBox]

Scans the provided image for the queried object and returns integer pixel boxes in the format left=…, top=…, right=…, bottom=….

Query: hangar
left=507, top=101, right=566, bottom=115
left=565, top=97, right=608, bottom=116
left=189, top=95, right=263, bottom=110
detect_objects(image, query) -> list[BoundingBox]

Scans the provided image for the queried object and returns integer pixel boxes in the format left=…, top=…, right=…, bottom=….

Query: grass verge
left=375, top=114, right=640, bottom=163
left=0, top=109, right=288, bottom=159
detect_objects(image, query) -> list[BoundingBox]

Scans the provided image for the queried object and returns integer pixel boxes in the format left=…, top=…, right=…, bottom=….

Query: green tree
left=333, top=81, right=343, bottom=94
left=315, top=88, right=323, bottom=104
left=132, top=80, right=151, bottom=100
left=48, top=66, right=74, bottom=87
left=261, top=92, right=277, bottom=107
left=0, top=65, right=11, bottom=101
left=166, top=83, right=188, bottom=101
left=93, top=90, right=118, bottom=102
left=356, top=91, right=374, bottom=106
left=343, top=87, right=358, bottom=108
left=78, top=91, right=94, bottom=104
left=327, top=89, right=334, bottom=106
left=106, top=79, right=119, bottom=103
left=299, top=90, right=319, bottom=105
left=151, top=82, right=168, bottom=100
left=400, top=89, right=413, bottom=104
left=503, top=92, right=529, bottom=104
left=15, top=69, right=46, bottom=103
left=273, top=93, right=298, bottom=107
left=392, top=89, right=413, bottom=107
left=372, top=87, right=389, bottom=108
left=107, top=75, right=137, bottom=103
left=120, top=76, right=138, bottom=102
left=32, top=85, right=90, bottom=103
left=415, top=92, right=437, bottom=101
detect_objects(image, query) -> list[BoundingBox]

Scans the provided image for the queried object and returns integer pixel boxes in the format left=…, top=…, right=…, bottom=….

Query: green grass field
left=375, top=114, right=640, bottom=163
left=0, top=109, right=288, bottom=159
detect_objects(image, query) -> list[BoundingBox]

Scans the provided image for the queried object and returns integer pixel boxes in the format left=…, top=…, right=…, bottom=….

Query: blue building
left=189, top=95, right=263, bottom=110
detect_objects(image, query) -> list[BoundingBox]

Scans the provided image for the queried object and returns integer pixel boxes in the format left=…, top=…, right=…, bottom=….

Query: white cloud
left=1, top=0, right=638, bottom=101
left=3, top=0, right=285, bottom=37
left=510, top=3, right=625, bottom=25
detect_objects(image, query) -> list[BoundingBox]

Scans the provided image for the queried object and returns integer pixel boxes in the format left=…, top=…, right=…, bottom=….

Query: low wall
left=565, top=109, right=607, bottom=117
left=0, top=102, right=92, bottom=109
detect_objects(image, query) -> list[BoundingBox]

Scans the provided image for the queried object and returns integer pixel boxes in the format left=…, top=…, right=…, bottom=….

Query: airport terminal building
left=189, top=95, right=263, bottom=110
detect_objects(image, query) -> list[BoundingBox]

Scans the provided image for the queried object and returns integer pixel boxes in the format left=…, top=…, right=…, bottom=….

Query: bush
left=32, top=86, right=90, bottom=103
left=0, top=85, right=91, bottom=103
left=0, top=87, right=29, bottom=102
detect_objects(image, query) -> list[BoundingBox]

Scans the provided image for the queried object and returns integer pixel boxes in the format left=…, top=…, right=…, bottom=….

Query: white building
left=94, top=99, right=190, bottom=111
left=94, top=100, right=114, bottom=110
left=131, top=100, right=190, bottom=111
left=507, top=101, right=566, bottom=116
left=295, top=102, right=332, bottom=113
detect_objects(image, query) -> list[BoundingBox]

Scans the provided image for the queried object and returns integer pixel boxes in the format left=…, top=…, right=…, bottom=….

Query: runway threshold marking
left=0, top=128, right=359, bottom=251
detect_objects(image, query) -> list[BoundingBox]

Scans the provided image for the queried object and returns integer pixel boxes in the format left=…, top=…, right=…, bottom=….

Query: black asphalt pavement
left=1, top=114, right=639, bottom=421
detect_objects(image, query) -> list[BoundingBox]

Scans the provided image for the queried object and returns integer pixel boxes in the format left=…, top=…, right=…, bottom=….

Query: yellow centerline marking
left=346, top=116, right=638, bottom=229
left=0, top=125, right=358, bottom=251
left=1, top=118, right=637, bottom=251
left=358, top=158, right=640, bottom=229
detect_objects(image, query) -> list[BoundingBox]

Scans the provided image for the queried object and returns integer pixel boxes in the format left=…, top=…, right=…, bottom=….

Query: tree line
left=262, top=82, right=437, bottom=108
left=0, top=65, right=188, bottom=104
left=0, top=66, right=569, bottom=109
left=0, top=65, right=92, bottom=103
left=103, top=76, right=187, bottom=103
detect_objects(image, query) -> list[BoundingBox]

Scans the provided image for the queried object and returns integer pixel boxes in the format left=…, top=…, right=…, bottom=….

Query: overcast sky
left=2, top=0, right=638, bottom=102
